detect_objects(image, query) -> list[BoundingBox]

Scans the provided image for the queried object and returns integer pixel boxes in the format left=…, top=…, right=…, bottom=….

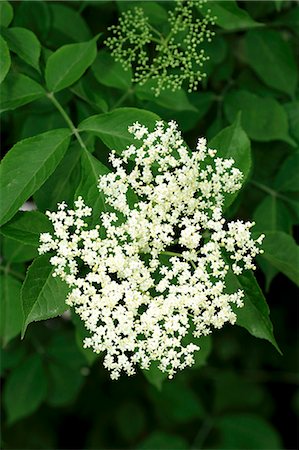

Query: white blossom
left=39, top=120, right=264, bottom=380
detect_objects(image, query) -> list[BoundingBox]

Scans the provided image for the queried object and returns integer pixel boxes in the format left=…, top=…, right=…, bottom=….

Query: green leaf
left=78, top=107, right=160, bottom=153
left=274, top=153, right=299, bottom=192
left=47, top=3, right=91, bottom=45
left=21, top=254, right=69, bottom=335
left=71, top=310, right=99, bottom=365
left=0, top=1, right=13, bottom=27
left=138, top=432, right=188, bottom=450
left=209, top=113, right=251, bottom=208
left=45, top=37, right=98, bottom=93
left=13, top=1, right=50, bottom=42
left=217, top=414, right=282, bottom=449
left=0, top=211, right=52, bottom=247
left=284, top=101, right=299, bottom=143
left=143, top=361, right=168, bottom=391
left=254, top=196, right=292, bottom=234
left=75, top=150, right=110, bottom=227
left=199, top=0, right=262, bottom=31
left=47, top=362, right=84, bottom=407
left=47, top=332, right=86, bottom=369
left=225, top=270, right=279, bottom=351
left=4, top=354, right=47, bottom=424
left=0, top=274, right=23, bottom=347
left=2, top=236, right=38, bottom=263
left=244, top=29, right=298, bottom=97
left=92, top=50, right=132, bottom=91
left=0, top=128, right=70, bottom=226
left=0, top=72, right=45, bottom=112
left=1, top=27, right=41, bottom=71
left=135, top=81, right=198, bottom=112
left=260, top=231, right=299, bottom=287
left=0, top=36, right=10, bottom=84
left=224, top=89, right=295, bottom=146
left=34, top=143, right=81, bottom=212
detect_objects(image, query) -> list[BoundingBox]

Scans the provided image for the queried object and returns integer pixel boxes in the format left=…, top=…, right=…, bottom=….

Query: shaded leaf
left=21, top=255, right=69, bottom=335
left=92, top=50, right=132, bottom=91
left=0, top=274, right=23, bottom=347
left=0, top=36, right=10, bottom=84
left=4, top=354, right=47, bottom=424
left=1, top=211, right=52, bottom=247
left=0, top=1, right=13, bottom=27
left=2, top=27, right=41, bottom=71
left=0, top=72, right=45, bottom=112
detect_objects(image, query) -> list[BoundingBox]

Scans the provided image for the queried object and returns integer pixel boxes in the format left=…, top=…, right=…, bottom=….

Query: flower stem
left=46, top=92, right=88, bottom=151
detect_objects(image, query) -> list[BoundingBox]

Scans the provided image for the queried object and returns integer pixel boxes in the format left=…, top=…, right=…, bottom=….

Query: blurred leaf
left=0, top=345, right=26, bottom=376
left=216, top=414, right=282, bottom=449
left=45, top=37, right=98, bottom=93
left=21, top=110, right=68, bottom=139
left=260, top=231, right=299, bottom=287
left=224, top=89, right=295, bottom=145
left=1, top=211, right=52, bottom=247
left=0, top=36, right=10, bottom=84
left=0, top=274, right=23, bottom=347
left=0, top=128, right=70, bottom=226
left=199, top=0, right=262, bottom=31
left=47, top=332, right=86, bottom=369
left=78, top=107, right=160, bottom=153
left=92, top=50, right=132, bottom=91
left=47, top=3, right=91, bottom=45
left=115, top=402, right=146, bottom=441
left=71, top=310, right=99, bottom=365
left=143, top=361, right=168, bottom=391
left=75, top=150, right=110, bottom=227
left=136, top=81, right=198, bottom=112
left=21, top=254, right=69, bottom=335
left=4, top=354, right=47, bottom=424
left=0, top=1, right=13, bottom=27
left=274, top=5, right=299, bottom=35
left=274, top=152, right=299, bottom=193
left=47, top=362, right=84, bottom=407
left=138, top=431, right=188, bottom=450
left=244, top=29, right=297, bottom=97
left=210, top=113, right=251, bottom=208
left=254, top=196, right=292, bottom=234
left=226, top=270, right=279, bottom=351
left=284, top=101, right=299, bottom=143
left=13, top=1, right=50, bottom=41
left=0, top=72, right=45, bottom=112
left=1, top=27, right=41, bottom=72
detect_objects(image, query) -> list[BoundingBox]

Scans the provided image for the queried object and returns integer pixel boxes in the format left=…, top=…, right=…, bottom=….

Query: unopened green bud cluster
left=105, top=1, right=215, bottom=96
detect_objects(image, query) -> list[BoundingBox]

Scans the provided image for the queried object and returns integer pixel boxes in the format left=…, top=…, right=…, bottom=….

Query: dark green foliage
left=0, top=1, right=298, bottom=449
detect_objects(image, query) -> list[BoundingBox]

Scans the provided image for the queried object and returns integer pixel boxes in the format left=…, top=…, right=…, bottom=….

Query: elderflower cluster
left=105, top=0, right=215, bottom=96
left=39, top=120, right=264, bottom=380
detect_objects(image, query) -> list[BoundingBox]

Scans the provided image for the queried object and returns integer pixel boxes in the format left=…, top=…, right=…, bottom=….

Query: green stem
left=47, top=92, right=88, bottom=151
left=0, top=265, right=25, bottom=281
left=161, top=251, right=197, bottom=270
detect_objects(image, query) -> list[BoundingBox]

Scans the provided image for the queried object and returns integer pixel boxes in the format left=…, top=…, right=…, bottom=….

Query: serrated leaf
left=4, top=354, right=47, bottom=424
left=225, top=270, right=279, bottom=351
left=260, top=231, right=299, bottom=287
left=78, top=108, right=160, bottom=153
left=1, top=211, right=52, bottom=247
left=0, top=128, right=70, bottom=226
left=209, top=113, right=251, bottom=208
left=75, top=150, right=110, bottom=227
left=0, top=1, right=13, bottom=27
left=21, top=255, right=69, bottom=335
left=244, top=29, right=297, bottom=97
left=0, top=72, right=45, bottom=112
left=224, top=90, right=295, bottom=146
left=0, top=36, right=10, bottom=84
left=0, top=274, right=23, bottom=347
left=2, top=27, right=41, bottom=71
left=45, top=37, right=98, bottom=93
left=92, top=50, right=132, bottom=91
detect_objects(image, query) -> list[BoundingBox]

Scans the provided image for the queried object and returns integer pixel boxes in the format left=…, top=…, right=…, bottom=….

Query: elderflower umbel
left=105, top=0, right=216, bottom=96
left=39, top=121, right=264, bottom=380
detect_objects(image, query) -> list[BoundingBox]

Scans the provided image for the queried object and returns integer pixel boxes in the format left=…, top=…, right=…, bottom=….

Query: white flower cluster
left=39, top=121, right=264, bottom=380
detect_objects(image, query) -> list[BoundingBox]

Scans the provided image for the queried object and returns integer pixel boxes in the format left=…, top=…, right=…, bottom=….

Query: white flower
left=39, top=120, right=263, bottom=380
